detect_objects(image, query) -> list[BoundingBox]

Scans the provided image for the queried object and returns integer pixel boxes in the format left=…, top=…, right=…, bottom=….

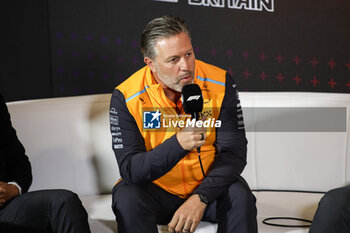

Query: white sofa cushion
left=7, top=92, right=350, bottom=233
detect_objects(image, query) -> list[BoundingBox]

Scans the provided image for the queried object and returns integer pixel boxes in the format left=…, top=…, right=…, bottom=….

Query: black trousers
left=0, top=189, right=91, bottom=233
left=309, top=185, right=350, bottom=233
left=112, top=176, right=257, bottom=233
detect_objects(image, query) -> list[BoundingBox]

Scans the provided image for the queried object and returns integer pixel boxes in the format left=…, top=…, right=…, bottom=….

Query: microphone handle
left=192, top=112, right=199, bottom=120
left=191, top=112, right=206, bottom=177
left=192, top=112, right=201, bottom=153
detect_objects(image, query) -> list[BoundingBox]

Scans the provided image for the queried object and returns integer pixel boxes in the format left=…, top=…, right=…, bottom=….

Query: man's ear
left=144, top=57, right=156, bottom=72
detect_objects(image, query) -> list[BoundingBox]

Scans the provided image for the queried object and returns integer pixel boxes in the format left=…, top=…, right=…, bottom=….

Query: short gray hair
left=141, top=15, right=191, bottom=59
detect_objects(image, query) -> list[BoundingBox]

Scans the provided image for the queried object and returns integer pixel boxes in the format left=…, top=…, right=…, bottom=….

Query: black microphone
left=181, top=84, right=206, bottom=177
left=181, top=84, right=203, bottom=120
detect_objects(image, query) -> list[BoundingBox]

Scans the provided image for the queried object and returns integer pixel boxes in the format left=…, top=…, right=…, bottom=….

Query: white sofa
left=6, top=92, right=350, bottom=233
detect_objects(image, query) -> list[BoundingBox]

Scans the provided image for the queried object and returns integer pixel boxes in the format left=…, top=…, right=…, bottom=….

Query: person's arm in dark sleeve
left=110, top=89, right=189, bottom=184
left=193, top=73, right=247, bottom=203
left=0, top=94, right=32, bottom=193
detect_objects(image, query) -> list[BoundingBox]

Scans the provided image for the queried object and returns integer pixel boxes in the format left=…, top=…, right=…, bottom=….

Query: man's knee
left=226, top=179, right=256, bottom=210
left=46, top=189, right=81, bottom=204
left=318, top=186, right=350, bottom=213
left=216, top=179, right=257, bottom=225
left=112, top=184, right=149, bottom=218
left=28, top=189, right=80, bottom=205
left=39, top=189, right=85, bottom=215
left=214, top=179, right=257, bottom=232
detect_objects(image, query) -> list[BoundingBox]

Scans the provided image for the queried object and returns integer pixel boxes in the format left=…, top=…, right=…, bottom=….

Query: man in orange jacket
left=110, top=15, right=257, bottom=233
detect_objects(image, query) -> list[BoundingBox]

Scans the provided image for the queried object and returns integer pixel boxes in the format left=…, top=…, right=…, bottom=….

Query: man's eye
left=169, top=58, right=178, bottom=63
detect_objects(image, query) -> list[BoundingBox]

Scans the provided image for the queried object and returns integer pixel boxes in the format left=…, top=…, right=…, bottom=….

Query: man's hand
left=176, top=116, right=207, bottom=151
left=0, top=181, right=19, bottom=206
left=168, top=194, right=207, bottom=233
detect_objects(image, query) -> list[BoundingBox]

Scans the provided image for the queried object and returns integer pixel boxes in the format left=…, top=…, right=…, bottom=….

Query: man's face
left=146, top=32, right=196, bottom=92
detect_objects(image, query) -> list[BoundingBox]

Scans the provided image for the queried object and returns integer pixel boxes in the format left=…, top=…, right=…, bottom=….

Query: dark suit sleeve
left=110, top=89, right=189, bottom=184
left=193, top=73, right=247, bottom=203
left=0, top=95, right=32, bottom=193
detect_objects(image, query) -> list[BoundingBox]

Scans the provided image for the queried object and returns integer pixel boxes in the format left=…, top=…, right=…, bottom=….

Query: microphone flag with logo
left=181, top=84, right=203, bottom=120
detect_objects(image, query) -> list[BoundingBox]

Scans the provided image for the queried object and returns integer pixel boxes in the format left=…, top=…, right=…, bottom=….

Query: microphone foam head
left=181, top=84, right=203, bottom=115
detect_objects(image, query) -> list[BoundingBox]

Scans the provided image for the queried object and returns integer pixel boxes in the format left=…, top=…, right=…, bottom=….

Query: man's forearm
left=110, top=90, right=188, bottom=184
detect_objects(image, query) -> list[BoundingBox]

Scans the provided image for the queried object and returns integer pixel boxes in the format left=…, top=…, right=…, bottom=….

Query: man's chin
left=171, top=78, right=194, bottom=92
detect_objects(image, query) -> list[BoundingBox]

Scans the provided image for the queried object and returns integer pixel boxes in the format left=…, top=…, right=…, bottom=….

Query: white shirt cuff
left=7, top=181, right=22, bottom=195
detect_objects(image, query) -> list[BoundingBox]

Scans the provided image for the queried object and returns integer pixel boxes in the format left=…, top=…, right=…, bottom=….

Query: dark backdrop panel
left=49, top=0, right=350, bottom=97
left=1, top=0, right=350, bottom=101
left=0, top=0, right=52, bottom=102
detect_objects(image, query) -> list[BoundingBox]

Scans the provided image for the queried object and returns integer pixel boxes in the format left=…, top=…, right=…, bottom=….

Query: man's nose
left=179, top=57, right=190, bottom=71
